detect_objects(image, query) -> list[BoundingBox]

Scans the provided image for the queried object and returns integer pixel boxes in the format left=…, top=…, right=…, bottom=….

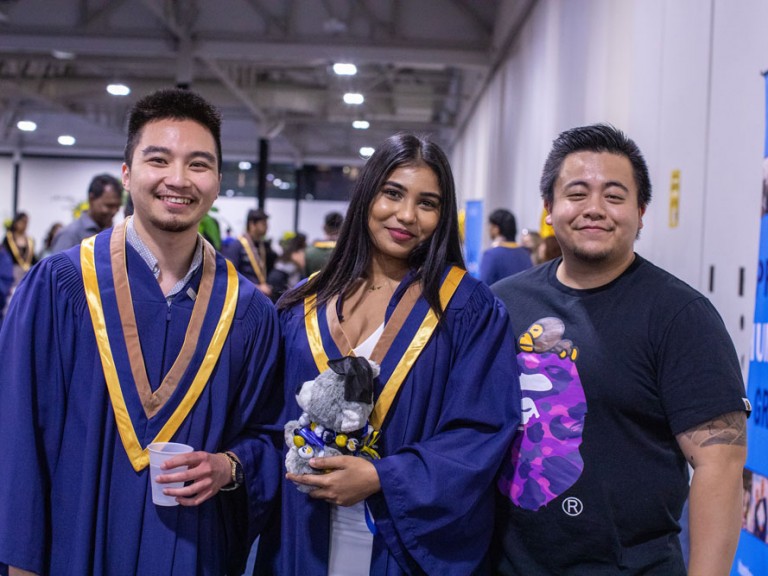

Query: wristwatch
left=220, top=451, right=244, bottom=491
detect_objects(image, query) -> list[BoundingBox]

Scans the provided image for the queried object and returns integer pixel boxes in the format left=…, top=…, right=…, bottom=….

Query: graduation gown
left=0, top=227, right=282, bottom=576
left=258, top=268, right=521, bottom=575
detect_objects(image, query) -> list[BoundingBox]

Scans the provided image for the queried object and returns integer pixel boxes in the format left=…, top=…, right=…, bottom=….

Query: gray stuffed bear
left=285, top=356, right=380, bottom=493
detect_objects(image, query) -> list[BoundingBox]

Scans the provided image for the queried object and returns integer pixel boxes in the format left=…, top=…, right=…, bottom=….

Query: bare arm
left=676, top=411, right=747, bottom=576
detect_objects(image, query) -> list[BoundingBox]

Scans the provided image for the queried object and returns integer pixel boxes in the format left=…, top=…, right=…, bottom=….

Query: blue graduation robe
left=258, top=268, right=521, bottom=575
left=0, top=228, right=282, bottom=575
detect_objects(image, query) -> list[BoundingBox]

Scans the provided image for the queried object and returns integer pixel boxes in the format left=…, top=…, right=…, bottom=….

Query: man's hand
left=155, top=451, right=232, bottom=506
left=286, top=455, right=381, bottom=507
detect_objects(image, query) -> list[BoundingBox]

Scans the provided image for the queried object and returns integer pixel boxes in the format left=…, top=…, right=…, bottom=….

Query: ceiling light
left=343, top=93, right=364, bottom=105
left=16, top=120, right=37, bottom=132
left=333, top=63, right=357, bottom=76
left=238, top=161, right=252, bottom=170
left=58, top=135, right=76, bottom=146
left=107, top=83, right=131, bottom=96
left=359, top=147, right=375, bottom=158
left=52, top=50, right=76, bottom=60
left=352, top=120, right=370, bottom=130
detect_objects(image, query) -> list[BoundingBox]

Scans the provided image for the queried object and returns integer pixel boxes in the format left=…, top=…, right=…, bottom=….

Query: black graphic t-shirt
left=490, top=255, right=748, bottom=575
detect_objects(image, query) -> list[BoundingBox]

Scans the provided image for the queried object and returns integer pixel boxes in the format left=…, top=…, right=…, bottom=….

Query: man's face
left=546, top=151, right=644, bottom=269
left=122, top=118, right=220, bottom=237
left=248, top=219, right=268, bottom=240
left=89, top=186, right=123, bottom=229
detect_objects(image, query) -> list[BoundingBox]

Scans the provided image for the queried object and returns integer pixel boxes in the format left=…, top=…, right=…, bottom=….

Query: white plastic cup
left=148, top=442, right=194, bottom=506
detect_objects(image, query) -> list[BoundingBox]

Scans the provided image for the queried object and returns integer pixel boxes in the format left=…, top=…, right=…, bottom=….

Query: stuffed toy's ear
left=328, top=356, right=374, bottom=403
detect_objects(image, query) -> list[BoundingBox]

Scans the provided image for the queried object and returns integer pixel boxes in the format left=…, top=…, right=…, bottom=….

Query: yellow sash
left=238, top=235, right=267, bottom=284
left=81, top=226, right=239, bottom=471
left=304, top=266, right=465, bottom=430
left=6, top=231, right=33, bottom=271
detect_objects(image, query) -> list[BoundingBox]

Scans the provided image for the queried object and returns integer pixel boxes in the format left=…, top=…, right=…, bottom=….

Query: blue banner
left=463, top=199, right=484, bottom=278
left=731, top=73, right=768, bottom=576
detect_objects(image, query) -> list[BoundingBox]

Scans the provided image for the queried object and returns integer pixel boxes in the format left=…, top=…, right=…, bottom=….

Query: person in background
left=0, top=88, right=282, bottom=576
left=49, top=173, right=123, bottom=253
left=256, top=132, right=520, bottom=575
left=267, top=231, right=307, bottom=303
left=491, top=123, right=748, bottom=575
left=0, top=244, right=13, bottom=329
left=222, top=208, right=277, bottom=298
left=38, top=221, right=63, bottom=260
left=536, top=234, right=562, bottom=263
left=304, top=211, right=344, bottom=276
left=478, top=208, right=533, bottom=284
left=3, top=212, right=37, bottom=290
left=520, top=228, right=542, bottom=262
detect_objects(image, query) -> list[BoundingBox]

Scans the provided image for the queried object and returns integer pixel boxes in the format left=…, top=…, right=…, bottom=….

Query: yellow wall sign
left=669, top=170, right=680, bottom=228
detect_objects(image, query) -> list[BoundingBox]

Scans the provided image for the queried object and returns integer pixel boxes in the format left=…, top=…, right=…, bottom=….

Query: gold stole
left=6, top=231, right=33, bottom=271
left=313, top=240, right=336, bottom=249
left=238, top=234, right=267, bottom=284
left=81, top=220, right=239, bottom=471
left=498, top=241, right=520, bottom=249
left=303, top=266, right=465, bottom=430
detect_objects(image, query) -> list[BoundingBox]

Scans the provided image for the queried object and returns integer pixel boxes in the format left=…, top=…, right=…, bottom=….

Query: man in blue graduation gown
left=0, top=89, right=282, bottom=576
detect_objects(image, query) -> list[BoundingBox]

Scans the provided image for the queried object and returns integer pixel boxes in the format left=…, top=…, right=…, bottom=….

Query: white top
left=327, top=323, right=384, bottom=575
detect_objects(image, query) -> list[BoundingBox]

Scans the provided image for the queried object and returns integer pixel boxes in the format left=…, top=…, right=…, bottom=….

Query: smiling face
left=367, top=163, right=442, bottom=264
left=122, top=118, right=221, bottom=239
left=546, top=151, right=644, bottom=281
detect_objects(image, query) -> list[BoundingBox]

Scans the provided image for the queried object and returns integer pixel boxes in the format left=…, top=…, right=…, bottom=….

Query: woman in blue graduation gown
left=257, top=133, right=521, bottom=575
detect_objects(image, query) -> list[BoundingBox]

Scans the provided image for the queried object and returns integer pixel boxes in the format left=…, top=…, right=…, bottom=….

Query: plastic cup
left=148, top=442, right=194, bottom=506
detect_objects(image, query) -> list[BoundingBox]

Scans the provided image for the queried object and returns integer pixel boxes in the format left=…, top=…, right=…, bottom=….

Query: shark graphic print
left=497, top=316, right=587, bottom=511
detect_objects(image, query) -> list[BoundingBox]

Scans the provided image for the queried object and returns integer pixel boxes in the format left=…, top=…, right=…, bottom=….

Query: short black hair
left=124, top=88, right=222, bottom=172
left=88, top=173, right=122, bottom=200
left=488, top=209, right=517, bottom=240
left=247, top=208, right=269, bottom=224
left=540, top=123, right=652, bottom=209
left=324, top=211, right=344, bottom=233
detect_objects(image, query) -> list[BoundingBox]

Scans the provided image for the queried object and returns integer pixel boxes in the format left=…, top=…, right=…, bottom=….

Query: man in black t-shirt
left=491, top=124, right=749, bottom=575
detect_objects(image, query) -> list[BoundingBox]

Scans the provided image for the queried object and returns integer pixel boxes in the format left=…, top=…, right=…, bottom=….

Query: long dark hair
left=279, top=132, right=465, bottom=317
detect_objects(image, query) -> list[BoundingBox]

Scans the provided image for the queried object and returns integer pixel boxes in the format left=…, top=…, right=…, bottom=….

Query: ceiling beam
left=0, top=32, right=490, bottom=70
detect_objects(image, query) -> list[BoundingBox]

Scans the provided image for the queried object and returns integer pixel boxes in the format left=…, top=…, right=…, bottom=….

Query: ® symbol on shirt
left=561, top=497, right=583, bottom=517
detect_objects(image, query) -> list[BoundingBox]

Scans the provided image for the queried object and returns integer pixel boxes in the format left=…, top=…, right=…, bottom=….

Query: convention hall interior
left=2, top=0, right=768, bottom=573
left=0, top=0, right=765, bottom=406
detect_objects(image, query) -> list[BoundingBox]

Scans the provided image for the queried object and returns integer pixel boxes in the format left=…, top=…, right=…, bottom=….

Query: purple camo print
left=497, top=350, right=586, bottom=510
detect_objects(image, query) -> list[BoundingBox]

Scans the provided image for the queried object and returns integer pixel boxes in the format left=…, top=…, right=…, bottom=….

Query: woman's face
left=15, top=216, right=28, bottom=234
left=367, top=164, right=442, bottom=263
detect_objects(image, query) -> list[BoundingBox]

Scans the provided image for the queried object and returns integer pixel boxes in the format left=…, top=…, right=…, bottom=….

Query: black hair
left=88, top=173, right=122, bottom=200
left=124, top=88, right=222, bottom=172
left=540, top=123, right=652, bottom=209
left=9, top=212, right=28, bottom=232
left=278, top=132, right=465, bottom=317
left=488, top=209, right=517, bottom=241
left=324, top=211, right=344, bottom=233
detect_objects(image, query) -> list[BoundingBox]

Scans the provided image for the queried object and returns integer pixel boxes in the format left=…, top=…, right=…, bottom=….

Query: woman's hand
left=286, top=455, right=381, bottom=506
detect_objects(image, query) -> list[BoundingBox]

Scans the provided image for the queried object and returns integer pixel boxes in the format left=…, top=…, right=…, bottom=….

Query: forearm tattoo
left=682, top=411, right=747, bottom=450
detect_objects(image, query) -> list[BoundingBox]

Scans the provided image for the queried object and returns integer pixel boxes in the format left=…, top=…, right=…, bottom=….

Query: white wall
left=453, top=0, right=768, bottom=375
